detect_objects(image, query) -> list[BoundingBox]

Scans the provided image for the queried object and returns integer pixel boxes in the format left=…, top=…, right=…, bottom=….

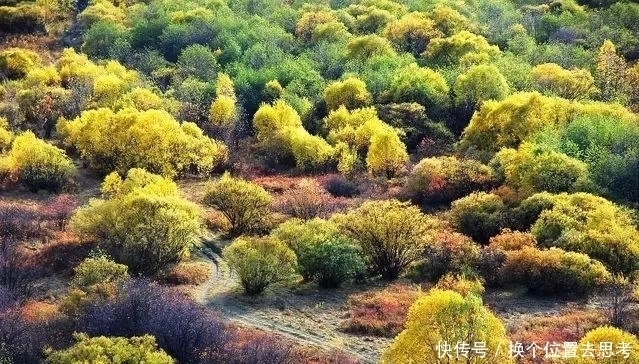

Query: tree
left=202, top=172, right=272, bottom=236
left=323, top=77, right=372, bottom=111
left=302, top=236, right=364, bottom=288
left=387, top=63, right=449, bottom=120
left=531, top=63, right=596, bottom=100
left=383, top=12, right=442, bottom=56
left=569, top=326, right=639, bottom=364
left=596, top=40, right=627, bottom=103
left=176, top=44, right=219, bottom=81
left=405, top=156, right=495, bottom=206
left=422, top=31, right=500, bottom=66
left=223, top=236, right=297, bottom=295
left=454, top=64, right=509, bottom=125
left=491, top=142, right=590, bottom=195
left=381, top=289, right=513, bottom=364
left=46, top=333, right=175, bottom=364
left=530, top=193, right=639, bottom=274
left=253, top=100, right=335, bottom=170
left=271, top=218, right=341, bottom=281
left=209, top=73, right=237, bottom=126
left=71, top=169, right=202, bottom=275
left=58, top=108, right=227, bottom=178
left=448, top=192, right=505, bottom=244
left=365, top=129, right=408, bottom=178
left=0, top=131, right=75, bottom=192
left=346, top=35, right=395, bottom=60
left=332, top=199, right=439, bottom=280
left=501, top=247, right=611, bottom=296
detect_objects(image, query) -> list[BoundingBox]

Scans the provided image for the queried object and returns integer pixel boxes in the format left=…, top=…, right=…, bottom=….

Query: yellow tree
left=596, top=40, right=627, bottom=102
left=532, top=63, right=596, bottom=100
left=569, top=326, right=639, bottom=364
left=323, top=77, right=372, bottom=111
left=209, top=73, right=237, bottom=126
left=381, top=289, right=514, bottom=364
left=365, top=129, right=408, bottom=178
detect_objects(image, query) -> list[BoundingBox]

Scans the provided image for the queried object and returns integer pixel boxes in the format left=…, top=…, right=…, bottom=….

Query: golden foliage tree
left=381, top=289, right=513, bottom=364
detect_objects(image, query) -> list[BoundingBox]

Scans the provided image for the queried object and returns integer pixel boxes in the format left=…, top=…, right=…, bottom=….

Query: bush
left=72, top=255, right=129, bottom=289
left=488, top=229, right=536, bottom=251
left=0, top=48, right=42, bottom=79
left=530, top=193, right=639, bottom=274
left=410, top=230, right=481, bottom=282
left=203, top=172, right=272, bottom=236
left=340, top=284, right=420, bottom=337
left=332, top=199, right=439, bottom=280
left=323, top=77, right=372, bottom=111
left=510, top=192, right=557, bottom=231
left=58, top=108, right=227, bottom=178
left=435, top=274, right=485, bottom=297
left=570, top=326, right=639, bottom=364
left=46, top=333, right=175, bottom=364
left=303, top=236, right=364, bottom=288
left=223, top=236, right=297, bottom=295
left=381, top=289, right=513, bottom=364
left=324, top=176, right=360, bottom=197
left=42, top=194, right=78, bottom=231
left=71, top=169, right=202, bottom=275
left=491, top=142, right=591, bottom=195
left=271, top=218, right=341, bottom=281
left=501, top=247, right=611, bottom=296
left=0, top=5, right=45, bottom=34
left=0, top=131, right=75, bottom=192
left=405, top=156, right=494, bottom=206
left=448, top=192, right=506, bottom=244
left=161, top=262, right=212, bottom=285
left=276, top=179, right=332, bottom=220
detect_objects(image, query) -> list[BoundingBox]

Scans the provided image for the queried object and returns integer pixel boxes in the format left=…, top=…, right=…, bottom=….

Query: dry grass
left=161, top=261, right=213, bottom=286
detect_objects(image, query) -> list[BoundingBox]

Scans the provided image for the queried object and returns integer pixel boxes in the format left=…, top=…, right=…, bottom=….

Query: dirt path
left=193, top=245, right=388, bottom=364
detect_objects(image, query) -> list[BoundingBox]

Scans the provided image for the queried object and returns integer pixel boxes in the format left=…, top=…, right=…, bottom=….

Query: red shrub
left=340, top=284, right=420, bottom=337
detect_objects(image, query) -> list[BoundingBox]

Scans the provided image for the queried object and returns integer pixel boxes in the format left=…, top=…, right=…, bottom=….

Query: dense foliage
left=71, top=169, right=202, bottom=274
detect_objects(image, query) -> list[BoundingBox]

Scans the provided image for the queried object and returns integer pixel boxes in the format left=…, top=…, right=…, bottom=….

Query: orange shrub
left=161, top=261, right=212, bottom=285
left=488, top=229, right=537, bottom=251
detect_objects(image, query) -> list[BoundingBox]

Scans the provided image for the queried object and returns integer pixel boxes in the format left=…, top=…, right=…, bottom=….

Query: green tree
left=47, top=334, right=174, bottom=364
left=381, top=289, right=513, bottom=364
left=202, top=172, right=272, bottom=236
left=491, top=142, right=590, bottom=195
left=332, top=199, right=439, bottom=279
left=71, top=169, right=202, bottom=275
left=303, top=236, right=364, bottom=288
left=272, top=218, right=340, bottom=281
left=448, top=192, right=505, bottom=244
left=454, top=64, right=509, bottom=114
left=387, top=63, right=449, bottom=120
left=223, top=236, right=297, bottom=295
